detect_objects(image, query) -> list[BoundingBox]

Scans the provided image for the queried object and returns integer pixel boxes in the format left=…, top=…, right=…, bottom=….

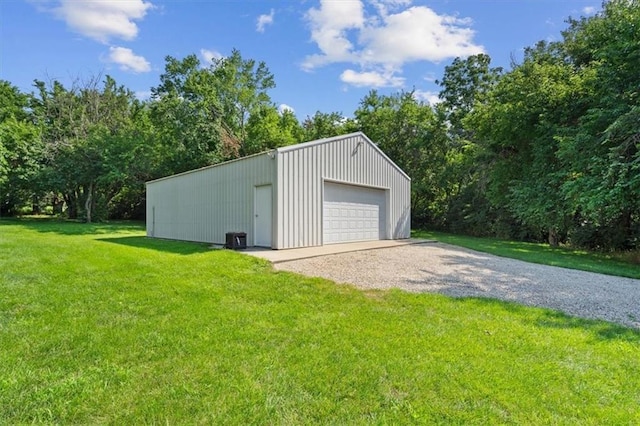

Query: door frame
left=254, top=184, right=273, bottom=247
left=321, top=180, right=389, bottom=245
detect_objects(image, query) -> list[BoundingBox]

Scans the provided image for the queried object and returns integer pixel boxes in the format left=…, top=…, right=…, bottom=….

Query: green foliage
left=2, top=220, right=640, bottom=423
left=555, top=1, right=640, bottom=249
left=354, top=90, right=448, bottom=225
left=3, top=1, right=640, bottom=250
left=244, top=106, right=303, bottom=154
left=435, top=54, right=503, bottom=235
left=149, top=49, right=277, bottom=165
left=31, top=75, right=148, bottom=222
left=0, top=117, right=42, bottom=215
left=0, top=81, right=42, bottom=216
left=0, top=140, right=5, bottom=188
left=301, top=111, right=356, bottom=141
left=1, top=50, right=281, bottom=221
left=150, top=54, right=227, bottom=172
left=442, top=0, right=640, bottom=249
left=468, top=42, right=588, bottom=244
left=437, top=53, right=502, bottom=136
left=209, top=49, right=276, bottom=154
left=0, top=80, right=30, bottom=122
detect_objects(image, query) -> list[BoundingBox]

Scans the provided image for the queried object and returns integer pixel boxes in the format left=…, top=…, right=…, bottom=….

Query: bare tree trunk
left=85, top=182, right=93, bottom=223
left=52, top=194, right=63, bottom=215
left=548, top=227, right=559, bottom=247
left=65, top=192, right=78, bottom=219
left=31, top=195, right=40, bottom=214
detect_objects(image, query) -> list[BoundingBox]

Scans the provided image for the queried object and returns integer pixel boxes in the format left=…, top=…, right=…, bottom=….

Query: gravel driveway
left=275, top=242, right=640, bottom=329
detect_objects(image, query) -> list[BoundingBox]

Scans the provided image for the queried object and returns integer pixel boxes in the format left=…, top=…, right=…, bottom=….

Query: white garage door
left=323, top=182, right=386, bottom=244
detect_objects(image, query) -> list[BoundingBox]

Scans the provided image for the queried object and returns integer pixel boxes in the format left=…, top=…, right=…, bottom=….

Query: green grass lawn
left=413, top=229, right=640, bottom=279
left=2, top=219, right=640, bottom=424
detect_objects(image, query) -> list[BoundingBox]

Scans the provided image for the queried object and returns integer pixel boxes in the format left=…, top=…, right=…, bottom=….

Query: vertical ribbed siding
left=147, top=132, right=410, bottom=249
left=276, top=133, right=410, bottom=249
left=146, top=153, right=276, bottom=245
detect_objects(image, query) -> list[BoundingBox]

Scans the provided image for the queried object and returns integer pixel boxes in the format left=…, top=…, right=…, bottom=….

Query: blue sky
left=1, top=0, right=600, bottom=119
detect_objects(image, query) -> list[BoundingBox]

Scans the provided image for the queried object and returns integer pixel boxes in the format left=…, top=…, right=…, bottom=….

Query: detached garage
left=146, top=132, right=410, bottom=249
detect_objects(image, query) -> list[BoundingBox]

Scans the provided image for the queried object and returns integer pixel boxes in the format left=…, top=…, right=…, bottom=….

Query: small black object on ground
left=225, top=232, right=247, bottom=250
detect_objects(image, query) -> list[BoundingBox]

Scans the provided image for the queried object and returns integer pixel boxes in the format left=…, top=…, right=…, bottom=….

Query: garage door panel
left=323, top=182, right=386, bottom=244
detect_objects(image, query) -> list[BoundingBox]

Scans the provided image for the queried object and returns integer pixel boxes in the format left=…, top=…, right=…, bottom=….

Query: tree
left=467, top=42, right=590, bottom=244
left=32, top=75, right=142, bottom=222
left=0, top=134, right=6, bottom=189
left=209, top=49, right=276, bottom=155
left=301, top=111, right=355, bottom=141
left=150, top=55, right=228, bottom=175
left=0, top=81, right=42, bottom=216
left=558, top=0, right=640, bottom=248
left=437, top=53, right=502, bottom=139
left=0, top=117, right=42, bottom=215
left=150, top=49, right=281, bottom=168
left=244, top=106, right=303, bottom=154
left=354, top=90, right=448, bottom=226
left=461, top=4, right=640, bottom=249
left=435, top=54, right=503, bottom=235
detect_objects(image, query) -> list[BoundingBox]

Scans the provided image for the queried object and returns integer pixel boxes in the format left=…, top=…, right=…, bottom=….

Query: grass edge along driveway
left=1, top=219, right=639, bottom=424
left=413, top=229, right=640, bottom=279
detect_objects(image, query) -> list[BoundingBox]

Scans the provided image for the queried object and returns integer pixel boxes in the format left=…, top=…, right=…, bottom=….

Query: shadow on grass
left=4, top=216, right=222, bottom=256
left=534, top=309, right=640, bottom=342
left=452, top=296, right=640, bottom=342
left=0, top=217, right=144, bottom=235
left=97, top=236, right=212, bottom=255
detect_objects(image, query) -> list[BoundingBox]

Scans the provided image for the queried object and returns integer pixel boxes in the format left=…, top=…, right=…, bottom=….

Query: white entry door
left=254, top=185, right=272, bottom=247
left=323, top=182, right=386, bottom=244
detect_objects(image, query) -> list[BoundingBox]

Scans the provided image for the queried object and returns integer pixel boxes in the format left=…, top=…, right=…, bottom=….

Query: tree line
left=1, top=0, right=638, bottom=250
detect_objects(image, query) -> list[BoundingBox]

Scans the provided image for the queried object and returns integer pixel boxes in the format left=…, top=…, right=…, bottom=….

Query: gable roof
left=276, top=131, right=410, bottom=180
left=147, top=131, right=409, bottom=184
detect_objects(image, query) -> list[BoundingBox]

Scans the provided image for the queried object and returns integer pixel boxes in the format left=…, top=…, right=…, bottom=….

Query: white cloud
left=200, top=49, right=223, bottom=66
left=359, top=7, right=483, bottom=65
left=303, top=0, right=484, bottom=89
left=412, top=89, right=440, bottom=106
left=340, top=69, right=404, bottom=88
left=278, top=104, right=295, bottom=114
left=583, top=6, right=596, bottom=15
left=50, top=0, right=153, bottom=43
left=257, top=9, right=275, bottom=33
left=107, top=46, right=151, bottom=73
left=302, top=0, right=365, bottom=70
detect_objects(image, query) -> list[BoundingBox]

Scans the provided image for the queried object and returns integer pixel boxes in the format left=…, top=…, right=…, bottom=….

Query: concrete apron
left=241, top=239, right=435, bottom=263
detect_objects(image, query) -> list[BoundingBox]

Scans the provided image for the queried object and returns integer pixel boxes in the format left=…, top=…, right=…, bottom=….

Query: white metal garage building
left=146, top=132, right=411, bottom=249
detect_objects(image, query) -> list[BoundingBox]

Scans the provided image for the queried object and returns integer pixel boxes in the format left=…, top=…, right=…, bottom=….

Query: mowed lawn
left=1, top=220, right=639, bottom=424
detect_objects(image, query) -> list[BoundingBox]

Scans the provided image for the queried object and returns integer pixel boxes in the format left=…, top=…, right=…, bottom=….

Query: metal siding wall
left=146, top=154, right=276, bottom=245
left=276, top=133, right=411, bottom=249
